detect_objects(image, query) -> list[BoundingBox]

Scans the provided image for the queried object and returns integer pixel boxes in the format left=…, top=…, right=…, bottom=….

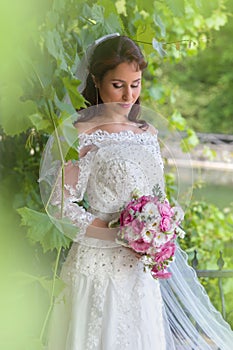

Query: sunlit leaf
left=181, top=128, right=199, bottom=151
left=17, top=207, right=71, bottom=252
left=169, top=110, right=187, bottom=131
left=165, top=0, right=185, bottom=17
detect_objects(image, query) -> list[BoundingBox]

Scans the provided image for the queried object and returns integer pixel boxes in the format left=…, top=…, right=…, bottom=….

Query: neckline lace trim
left=78, top=129, right=157, bottom=149
left=79, top=128, right=154, bottom=138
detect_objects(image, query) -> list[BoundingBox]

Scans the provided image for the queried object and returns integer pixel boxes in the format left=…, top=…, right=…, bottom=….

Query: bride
left=40, top=34, right=233, bottom=349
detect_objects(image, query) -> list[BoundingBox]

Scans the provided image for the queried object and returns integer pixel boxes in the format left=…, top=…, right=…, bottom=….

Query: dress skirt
left=47, top=237, right=172, bottom=350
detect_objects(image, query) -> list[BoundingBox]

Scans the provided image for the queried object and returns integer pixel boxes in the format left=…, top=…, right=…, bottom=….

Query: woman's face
left=96, top=61, right=142, bottom=113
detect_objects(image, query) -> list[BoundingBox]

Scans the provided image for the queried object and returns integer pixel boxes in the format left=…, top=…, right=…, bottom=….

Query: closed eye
left=131, top=83, right=140, bottom=88
left=112, top=83, right=123, bottom=89
left=112, top=82, right=140, bottom=89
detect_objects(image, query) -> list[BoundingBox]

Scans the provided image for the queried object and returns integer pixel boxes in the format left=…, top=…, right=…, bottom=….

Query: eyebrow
left=111, top=78, right=141, bottom=83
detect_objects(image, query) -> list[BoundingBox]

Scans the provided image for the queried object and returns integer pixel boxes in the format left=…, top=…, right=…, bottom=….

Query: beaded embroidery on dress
left=46, top=129, right=233, bottom=350
left=47, top=129, right=169, bottom=350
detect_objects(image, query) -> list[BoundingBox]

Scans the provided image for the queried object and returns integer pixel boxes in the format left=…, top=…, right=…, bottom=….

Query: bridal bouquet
left=112, top=186, right=185, bottom=279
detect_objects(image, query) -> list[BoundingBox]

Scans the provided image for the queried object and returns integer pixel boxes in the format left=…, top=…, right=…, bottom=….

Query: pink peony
left=153, top=241, right=176, bottom=263
left=160, top=216, right=172, bottom=232
left=158, top=201, right=174, bottom=218
left=129, top=238, right=150, bottom=253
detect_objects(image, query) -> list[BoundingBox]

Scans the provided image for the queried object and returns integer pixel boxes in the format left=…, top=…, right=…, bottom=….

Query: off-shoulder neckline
left=78, top=128, right=157, bottom=139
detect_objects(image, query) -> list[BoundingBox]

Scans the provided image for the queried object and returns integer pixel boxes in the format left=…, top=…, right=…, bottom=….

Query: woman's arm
left=51, top=159, right=117, bottom=242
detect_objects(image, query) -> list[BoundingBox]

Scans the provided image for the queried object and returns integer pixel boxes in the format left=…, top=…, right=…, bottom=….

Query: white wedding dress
left=44, top=128, right=233, bottom=350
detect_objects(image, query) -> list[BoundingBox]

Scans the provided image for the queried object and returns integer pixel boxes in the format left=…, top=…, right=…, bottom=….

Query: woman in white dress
left=42, top=34, right=233, bottom=349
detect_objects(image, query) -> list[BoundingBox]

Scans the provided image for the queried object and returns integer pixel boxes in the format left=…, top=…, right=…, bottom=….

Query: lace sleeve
left=50, top=152, right=96, bottom=241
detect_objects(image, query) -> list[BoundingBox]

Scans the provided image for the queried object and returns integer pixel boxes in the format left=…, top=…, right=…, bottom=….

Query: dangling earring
left=95, top=86, right=99, bottom=107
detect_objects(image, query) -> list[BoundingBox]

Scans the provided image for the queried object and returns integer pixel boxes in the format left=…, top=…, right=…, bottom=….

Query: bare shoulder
left=74, top=121, right=96, bottom=135
left=146, top=123, right=158, bottom=136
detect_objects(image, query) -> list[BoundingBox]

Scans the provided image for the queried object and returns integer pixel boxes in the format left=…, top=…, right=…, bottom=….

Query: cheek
left=133, top=87, right=141, bottom=98
left=100, top=87, right=120, bottom=101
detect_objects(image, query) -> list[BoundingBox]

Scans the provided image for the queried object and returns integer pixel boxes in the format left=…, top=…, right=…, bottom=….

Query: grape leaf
left=17, top=207, right=72, bottom=252
left=29, top=113, right=51, bottom=132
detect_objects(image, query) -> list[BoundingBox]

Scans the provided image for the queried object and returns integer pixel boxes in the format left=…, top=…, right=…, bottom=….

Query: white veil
left=40, top=34, right=233, bottom=349
left=39, top=106, right=233, bottom=350
left=161, top=246, right=233, bottom=349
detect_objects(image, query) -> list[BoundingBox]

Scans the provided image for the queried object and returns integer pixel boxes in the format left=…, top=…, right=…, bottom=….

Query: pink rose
left=153, top=241, right=176, bottom=263
left=160, top=216, right=172, bottom=232
left=129, top=238, right=150, bottom=253
left=158, top=201, right=174, bottom=218
left=130, top=196, right=151, bottom=212
left=120, top=208, right=134, bottom=226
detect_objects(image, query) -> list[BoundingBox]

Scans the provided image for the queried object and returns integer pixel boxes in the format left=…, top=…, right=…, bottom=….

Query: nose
left=122, top=86, right=132, bottom=101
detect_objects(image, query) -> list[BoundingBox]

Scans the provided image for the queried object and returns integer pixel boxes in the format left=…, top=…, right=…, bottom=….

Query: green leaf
left=62, top=76, right=86, bottom=109
left=57, top=114, right=80, bottom=151
left=44, top=30, right=67, bottom=71
left=91, top=4, right=105, bottom=22
left=54, top=93, right=77, bottom=115
left=185, top=128, right=199, bottom=148
left=169, top=110, right=187, bottom=131
left=165, top=0, right=185, bottom=17
left=154, top=14, right=166, bottom=38
left=104, top=13, right=123, bottom=33
left=65, top=147, right=79, bottom=162
left=136, top=0, right=155, bottom=12
left=136, top=24, right=156, bottom=55
left=17, top=207, right=71, bottom=252
left=115, top=0, right=127, bottom=16
left=29, top=113, right=51, bottom=131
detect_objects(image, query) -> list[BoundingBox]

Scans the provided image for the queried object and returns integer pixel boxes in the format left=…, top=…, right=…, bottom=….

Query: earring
left=95, top=86, right=99, bottom=107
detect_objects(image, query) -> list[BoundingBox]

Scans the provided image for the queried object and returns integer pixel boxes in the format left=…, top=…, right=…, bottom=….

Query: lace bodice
left=79, top=129, right=164, bottom=216
left=51, top=129, right=165, bottom=241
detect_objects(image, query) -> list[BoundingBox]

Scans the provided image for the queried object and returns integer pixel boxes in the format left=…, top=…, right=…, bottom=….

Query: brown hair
left=79, top=36, right=148, bottom=126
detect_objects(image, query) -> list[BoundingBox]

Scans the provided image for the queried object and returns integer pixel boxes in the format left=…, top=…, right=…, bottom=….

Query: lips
left=118, top=103, right=132, bottom=108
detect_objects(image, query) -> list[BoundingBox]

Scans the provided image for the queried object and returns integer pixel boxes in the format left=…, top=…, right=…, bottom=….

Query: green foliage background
left=158, top=0, right=233, bottom=134
left=0, top=0, right=232, bottom=348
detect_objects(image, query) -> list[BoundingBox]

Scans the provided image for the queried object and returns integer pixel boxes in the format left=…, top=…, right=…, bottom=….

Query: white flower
left=175, top=226, right=186, bottom=238
left=140, top=227, right=154, bottom=243
left=152, top=233, right=169, bottom=247
left=141, top=202, right=160, bottom=222
left=125, top=226, right=140, bottom=241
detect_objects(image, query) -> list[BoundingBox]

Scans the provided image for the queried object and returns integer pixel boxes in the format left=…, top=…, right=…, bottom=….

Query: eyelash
left=112, top=83, right=140, bottom=89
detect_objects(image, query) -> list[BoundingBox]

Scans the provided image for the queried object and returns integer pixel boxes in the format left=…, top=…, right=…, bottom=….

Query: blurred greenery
left=0, top=0, right=232, bottom=347
left=158, top=0, right=233, bottom=134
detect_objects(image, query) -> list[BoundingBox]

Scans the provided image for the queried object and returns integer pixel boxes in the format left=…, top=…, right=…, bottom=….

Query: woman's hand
left=92, top=218, right=108, bottom=228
